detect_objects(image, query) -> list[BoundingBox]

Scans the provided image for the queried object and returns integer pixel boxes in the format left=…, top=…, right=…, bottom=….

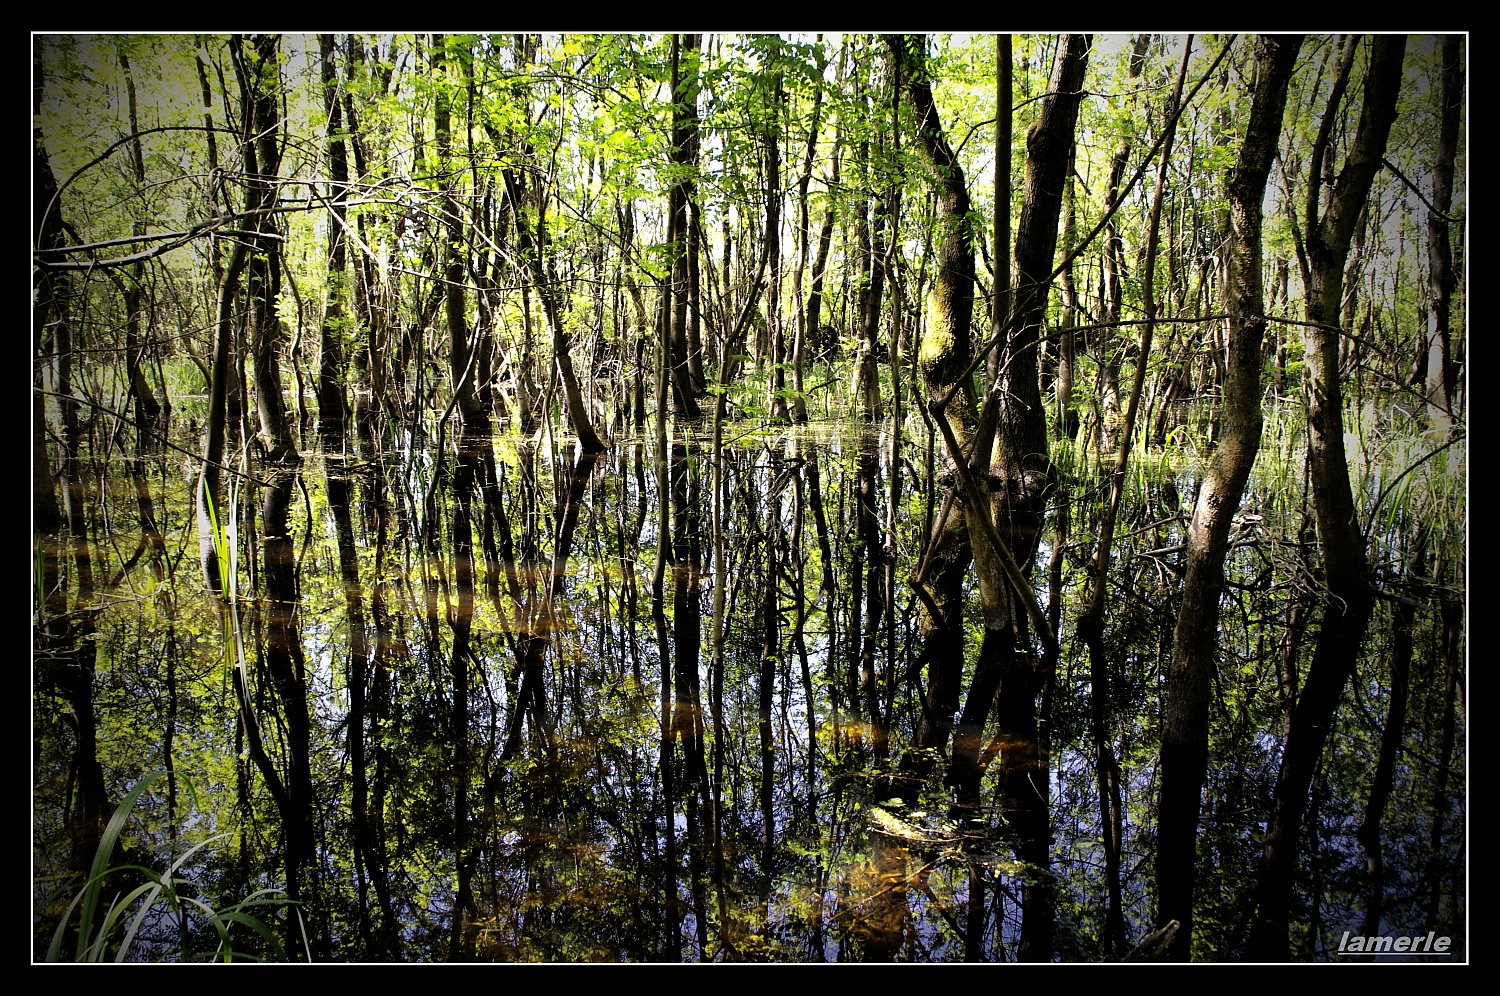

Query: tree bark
left=1424, top=35, right=1462, bottom=427
left=996, top=33, right=1090, bottom=555
left=317, top=34, right=350, bottom=434
left=1247, top=34, right=1406, bottom=961
left=237, top=34, right=298, bottom=462
left=1154, top=33, right=1303, bottom=962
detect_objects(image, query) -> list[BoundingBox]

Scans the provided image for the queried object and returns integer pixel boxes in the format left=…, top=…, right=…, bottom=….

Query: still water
left=32, top=404, right=1465, bottom=961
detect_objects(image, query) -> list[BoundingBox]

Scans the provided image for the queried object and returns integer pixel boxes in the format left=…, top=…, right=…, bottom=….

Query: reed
left=45, top=770, right=296, bottom=962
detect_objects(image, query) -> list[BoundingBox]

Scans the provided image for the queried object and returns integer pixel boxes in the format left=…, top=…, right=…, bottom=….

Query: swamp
left=32, top=33, right=1465, bottom=962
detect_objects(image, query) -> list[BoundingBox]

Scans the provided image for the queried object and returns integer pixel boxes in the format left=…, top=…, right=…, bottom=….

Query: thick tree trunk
left=1247, top=34, right=1405, bottom=961
left=890, top=35, right=976, bottom=415
left=1155, top=33, right=1302, bottom=962
left=996, top=34, right=1090, bottom=555
left=887, top=33, right=986, bottom=789
left=238, top=34, right=298, bottom=463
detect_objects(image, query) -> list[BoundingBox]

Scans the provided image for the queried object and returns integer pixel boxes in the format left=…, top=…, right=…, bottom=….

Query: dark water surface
left=32, top=404, right=1466, bottom=962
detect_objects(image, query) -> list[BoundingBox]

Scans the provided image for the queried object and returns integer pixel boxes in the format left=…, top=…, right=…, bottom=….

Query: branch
left=1380, top=157, right=1462, bottom=223
left=35, top=388, right=274, bottom=487
left=933, top=37, right=1236, bottom=415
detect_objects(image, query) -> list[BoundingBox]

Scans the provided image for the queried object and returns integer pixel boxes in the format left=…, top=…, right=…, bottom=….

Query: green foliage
left=45, top=771, right=296, bottom=962
left=32, top=31, right=1467, bottom=963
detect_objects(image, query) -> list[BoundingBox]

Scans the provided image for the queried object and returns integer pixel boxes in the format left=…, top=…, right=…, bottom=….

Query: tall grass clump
left=43, top=771, right=300, bottom=962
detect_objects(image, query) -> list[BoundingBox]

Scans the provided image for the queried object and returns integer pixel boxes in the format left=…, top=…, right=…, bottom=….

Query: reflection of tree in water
left=32, top=32, right=1465, bottom=963
left=28, top=404, right=1466, bottom=961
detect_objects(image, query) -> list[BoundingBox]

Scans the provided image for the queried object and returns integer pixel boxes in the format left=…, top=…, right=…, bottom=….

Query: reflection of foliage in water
left=31, top=409, right=1463, bottom=961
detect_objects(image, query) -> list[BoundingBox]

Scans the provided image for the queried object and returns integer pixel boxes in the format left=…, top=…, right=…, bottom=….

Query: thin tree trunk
left=501, top=168, right=606, bottom=452
left=1424, top=35, right=1462, bottom=427
left=116, top=45, right=162, bottom=428
left=236, top=36, right=298, bottom=462
left=669, top=34, right=704, bottom=419
left=766, top=69, right=788, bottom=421
left=432, top=35, right=484, bottom=429
left=317, top=34, right=350, bottom=434
left=1356, top=524, right=1425, bottom=946
left=1074, top=39, right=1193, bottom=958
left=1056, top=153, right=1080, bottom=441
left=790, top=46, right=826, bottom=424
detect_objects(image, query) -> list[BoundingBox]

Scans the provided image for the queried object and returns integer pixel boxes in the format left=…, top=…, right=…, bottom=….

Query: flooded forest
left=32, top=33, right=1466, bottom=962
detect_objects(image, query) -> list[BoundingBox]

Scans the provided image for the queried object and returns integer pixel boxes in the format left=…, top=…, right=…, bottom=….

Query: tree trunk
left=317, top=34, right=350, bottom=434
left=1424, top=35, right=1462, bottom=427
left=237, top=34, right=298, bottom=463
left=1356, top=524, right=1425, bottom=947
left=766, top=69, right=788, bottom=421
left=502, top=167, right=607, bottom=452
left=1056, top=156, right=1080, bottom=441
left=669, top=34, right=704, bottom=419
left=1247, top=34, right=1406, bottom=960
left=790, top=48, right=826, bottom=424
left=432, top=35, right=484, bottom=429
left=116, top=45, right=163, bottom=428
left=1074, top=37, right=1193, bottom=958
left=887, top=33, right=981, bottom=787
left=996, top=33, right=1090, bottom=556
left=1155, top=33, right=1303, bottom=962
